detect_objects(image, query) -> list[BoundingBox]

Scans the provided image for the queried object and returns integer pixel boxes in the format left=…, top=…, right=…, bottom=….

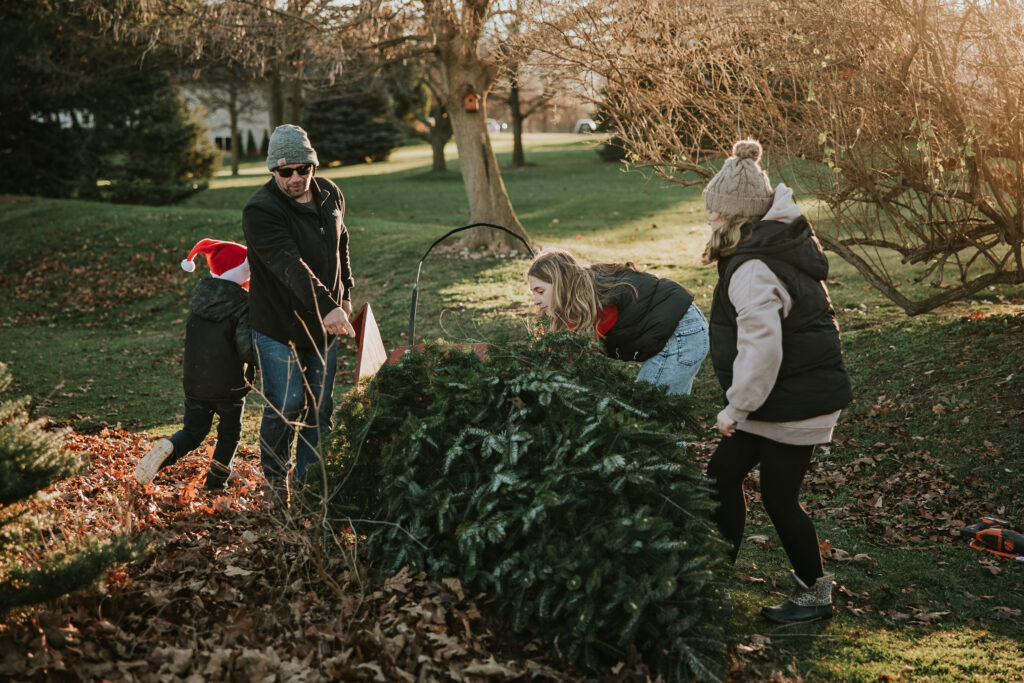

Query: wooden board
left=351, top=302, right=389, bottom=384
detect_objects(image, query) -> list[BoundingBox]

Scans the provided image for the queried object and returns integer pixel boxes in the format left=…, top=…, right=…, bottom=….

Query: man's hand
left=341, top=300, right=353, bottom=316
left=324, top=306, right=356, bottom=338
left=716, top=409, right=737, bottom=437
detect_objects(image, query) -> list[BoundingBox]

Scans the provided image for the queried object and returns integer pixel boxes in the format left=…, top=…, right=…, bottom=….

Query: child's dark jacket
left=183, top=278, right=254, bottom=402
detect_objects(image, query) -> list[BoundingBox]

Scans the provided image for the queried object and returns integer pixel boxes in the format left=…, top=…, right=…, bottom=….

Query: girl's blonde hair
left=527, top=248, right=637, bottom=338
left=702, top=213, right=758, bottom=264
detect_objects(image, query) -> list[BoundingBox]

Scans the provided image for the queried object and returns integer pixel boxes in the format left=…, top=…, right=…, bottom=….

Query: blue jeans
left=253, top=331, right=337, bottom=482
left=168, top=397, right=244, bottom=471
left=636, top=302, right=709, bottom=396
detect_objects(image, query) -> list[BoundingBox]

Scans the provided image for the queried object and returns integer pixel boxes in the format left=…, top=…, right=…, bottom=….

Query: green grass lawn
left=1, top=134, right=1022, bottom=681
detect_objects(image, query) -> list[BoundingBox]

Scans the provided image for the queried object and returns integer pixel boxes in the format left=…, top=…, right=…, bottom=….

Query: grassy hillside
left=1, top=135, right=1022, bottom=681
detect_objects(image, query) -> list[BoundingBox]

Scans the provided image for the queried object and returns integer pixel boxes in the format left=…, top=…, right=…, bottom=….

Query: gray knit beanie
left=266, top=124, right=319, bottom=171
left=703, top=139, right=773, bottom=218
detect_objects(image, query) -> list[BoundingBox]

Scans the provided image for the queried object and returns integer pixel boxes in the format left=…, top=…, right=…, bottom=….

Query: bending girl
left=527, top=248, right=708, bottom=396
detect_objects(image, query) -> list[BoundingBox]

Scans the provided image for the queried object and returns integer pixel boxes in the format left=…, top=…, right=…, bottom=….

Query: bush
left=315, top=333, right=730, bottom=680
left=0, top=363, right=143, bottom=611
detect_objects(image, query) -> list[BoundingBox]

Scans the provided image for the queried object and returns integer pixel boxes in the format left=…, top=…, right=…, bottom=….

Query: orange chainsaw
left=959, top=517, right=1024, bottom=562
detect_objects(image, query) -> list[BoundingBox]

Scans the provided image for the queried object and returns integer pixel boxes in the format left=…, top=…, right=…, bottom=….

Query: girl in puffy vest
left=702, top=139, right=853, bottom=623
left=527, top=247, right=709, bottom=397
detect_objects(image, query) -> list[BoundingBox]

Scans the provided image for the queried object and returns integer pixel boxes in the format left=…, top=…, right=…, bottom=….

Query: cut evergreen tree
left=314, top=332, right=731, bottom=681
left=0, top=364, right=142, bottom=612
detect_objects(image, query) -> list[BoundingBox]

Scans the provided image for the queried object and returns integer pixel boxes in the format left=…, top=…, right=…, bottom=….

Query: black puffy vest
left=599, top=270, right=694, bottom=362
left=710, top=217, right=852, bottom=421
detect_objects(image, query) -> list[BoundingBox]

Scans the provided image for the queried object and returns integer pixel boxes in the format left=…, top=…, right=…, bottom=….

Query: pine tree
left=302, top=86, right=403, bottom=166
left=0, top=1, right=218, bottom=204
left=246, top=130, right=258, bottom=158
left=0, top=364, right=141, bottom=611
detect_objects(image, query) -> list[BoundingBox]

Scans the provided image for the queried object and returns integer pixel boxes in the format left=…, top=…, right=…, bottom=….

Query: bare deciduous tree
left=547, top=0, right=1024, bottom=314
left=367, top=0, right=534, bottom=252
left=193, top=65, right=264, bottom=176
left=90, top=0, right=352, bottom=125
left=491, top=60, right=562, bottom=168
left=389, top=61, right=455, bottom=173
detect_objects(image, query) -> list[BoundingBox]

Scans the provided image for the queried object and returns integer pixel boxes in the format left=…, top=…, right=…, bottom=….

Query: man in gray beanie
left=243, top=124, right=356, bottom=506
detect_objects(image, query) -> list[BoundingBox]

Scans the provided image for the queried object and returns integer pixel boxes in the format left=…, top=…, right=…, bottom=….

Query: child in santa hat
left=135, top=239, right=255, bottom=490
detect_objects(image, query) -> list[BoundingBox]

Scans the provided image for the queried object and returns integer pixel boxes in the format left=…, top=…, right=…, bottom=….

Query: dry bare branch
left=539, top=0, right=1024, bottom=314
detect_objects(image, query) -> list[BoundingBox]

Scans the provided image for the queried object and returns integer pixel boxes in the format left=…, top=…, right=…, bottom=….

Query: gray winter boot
left=761, top=571, right=835, bottom=623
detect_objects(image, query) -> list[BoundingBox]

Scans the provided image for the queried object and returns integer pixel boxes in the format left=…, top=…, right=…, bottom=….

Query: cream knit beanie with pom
left=703, top=139, right=774, bottom=218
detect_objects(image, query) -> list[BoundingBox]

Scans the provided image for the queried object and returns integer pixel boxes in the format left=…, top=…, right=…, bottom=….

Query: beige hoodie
left=721, top=185, right=841, bottom=446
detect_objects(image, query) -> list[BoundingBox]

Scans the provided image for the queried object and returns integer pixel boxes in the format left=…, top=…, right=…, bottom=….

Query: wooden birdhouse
left=463, top=91, right=480, bottom=113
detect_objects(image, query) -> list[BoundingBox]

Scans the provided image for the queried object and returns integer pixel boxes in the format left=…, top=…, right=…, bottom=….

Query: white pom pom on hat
left=181, top=239, right=250, bottom=286
left=731, top=139, right=763, bottom=162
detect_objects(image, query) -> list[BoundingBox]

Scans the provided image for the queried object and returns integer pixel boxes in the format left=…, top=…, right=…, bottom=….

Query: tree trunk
left=428, top=104, right=452, bottom=172
left=263, top=72, right=304, bottom=128
left=431, top=1, right=530, bottom=255
left=431, top=140, right=447, bottom=171
left=447, top=101, right=530, bottom=253
left=509, top=75, right=525, bottom=168
left=264, top=74, right=284, bottom=130
left=429, top=131, right=449, bottom=171
left=283, top=78, right=303, bottom=124
left=228, top=86, right=240, bottom=176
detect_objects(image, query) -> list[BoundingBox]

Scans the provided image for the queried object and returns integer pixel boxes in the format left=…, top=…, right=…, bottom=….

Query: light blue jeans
left=252, top=331, right=337, bottom=483
left=636, top=302, right=709, bottom=396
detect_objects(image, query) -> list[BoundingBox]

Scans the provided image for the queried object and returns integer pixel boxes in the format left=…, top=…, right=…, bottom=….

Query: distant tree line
left=0, top=2, right=432, bottom=201
left=0, top=2, right=218, bottom=204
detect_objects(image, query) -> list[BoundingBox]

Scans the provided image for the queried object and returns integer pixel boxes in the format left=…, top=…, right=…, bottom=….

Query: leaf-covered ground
left=0, top=429, right=585, bottom=681
left=1, top=421, right=1019, bottom=681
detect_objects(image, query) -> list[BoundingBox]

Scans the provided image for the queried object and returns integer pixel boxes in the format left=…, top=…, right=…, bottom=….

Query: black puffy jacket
left=182, top=278, right=254, bottom=402
left=243, top=176, right=354, bottom=348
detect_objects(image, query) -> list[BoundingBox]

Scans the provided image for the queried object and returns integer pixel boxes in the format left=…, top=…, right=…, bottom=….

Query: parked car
left=486, top=119, right=509, bottom=133
left=573, top=118, right=597, bottom=134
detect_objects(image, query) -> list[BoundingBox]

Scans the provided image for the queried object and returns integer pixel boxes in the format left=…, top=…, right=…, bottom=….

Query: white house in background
left=185, top=87, right=271, bottom=155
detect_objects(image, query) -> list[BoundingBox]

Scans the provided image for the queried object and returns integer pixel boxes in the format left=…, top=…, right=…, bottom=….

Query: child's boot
left=135, top=439, right=175, bottom=484
left=761, top=571, right=835, bottom=623
left=204, top=461, right=231, bottom=491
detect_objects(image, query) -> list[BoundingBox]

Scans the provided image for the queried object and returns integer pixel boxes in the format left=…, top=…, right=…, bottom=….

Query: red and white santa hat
left=181, top=239, right=250, bottom=286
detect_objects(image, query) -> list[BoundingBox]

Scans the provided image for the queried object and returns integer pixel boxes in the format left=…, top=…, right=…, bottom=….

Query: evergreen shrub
left=246, top=130, right=258, bottom=158
left=316, top=333, right=731, bottom=680
left=302, top=87, right=403, bottom=166
left=0, top=364, right=143, bottom=611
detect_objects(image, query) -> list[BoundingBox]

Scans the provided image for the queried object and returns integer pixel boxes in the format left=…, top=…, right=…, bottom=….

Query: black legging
left=706, top=430, right=824, bottom=586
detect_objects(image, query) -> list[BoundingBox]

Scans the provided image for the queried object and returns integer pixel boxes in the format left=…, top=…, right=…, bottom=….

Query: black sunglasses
left=275, top=164, right=312, bottom=178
